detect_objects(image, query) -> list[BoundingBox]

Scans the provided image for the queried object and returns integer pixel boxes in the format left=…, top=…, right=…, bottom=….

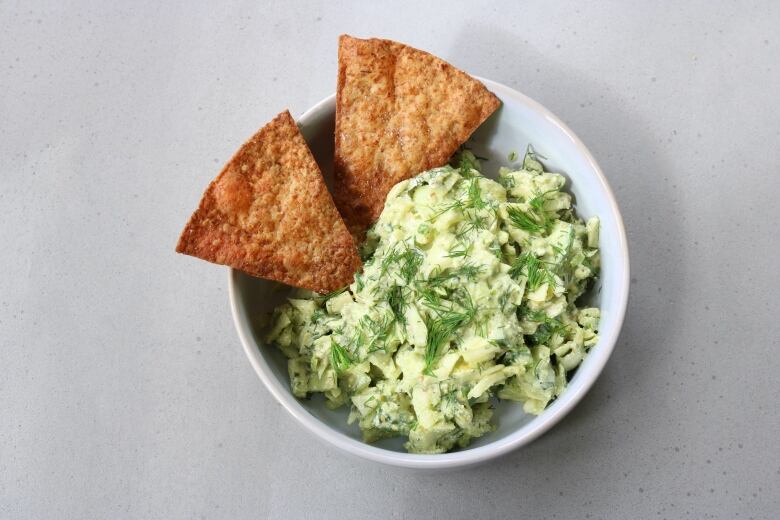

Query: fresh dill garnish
left=426, top=264, right=483, bottom=288
left=380, top=245, right=401, bottom=275
left=518, top=306, right=549, bottom=322
left=398, top=247, right=424, bottom=284
left=455, top=211, right=489, bottom=239
left=523, top=144, right=546, bottom=173
left=506, top=206, right=546, bottom=234
left=418, top=285, right=448, bottom=313
left=422, top=289, right=478, bottom=374
left=380, top=243, right=423, bottom=284
left=441, top=387, right=460, bottom=407
left=458, top=263, right=484, bottom=280
left=454, top=288, right=477, bottom=317
left=425, top=267, right=455, bottom=288
left=530, top=318, right=566, bottom=346
left=428, top=198, right=464, bottom=221
left=499, top=175, right=516, bottom=189
left=467, top=178, right=487, bottom=210
left=446, top=243, right=472, bottom=258
left=423, top=314, right=461, bottom=375
left=517, top=306, right=567, bottom=346
left=533, top=358, right=544, bottom=379
left=430, top=176, right=490, bottom=223
left=388, top=285, right=407, bottom=324
left=509, top=252, right=555, bottom=290
left=316, top=286, right=347, bottom=302
left=263, top=139, right=603, bottom=451
left=358, top=315, right=394, bottom=352
left=528, top=190, right=553, bottom=214
left=528, top=190, right=561, bottom=232
left=476, top=319, right=488, bottom=338
left=506, top=190, right=557, bottom=235
left=551, top=226, right=576, bottom=276
left=330, top=339, right=352, bottom=374
left=311, top=308, right=326, bottom=323
left=498, top=291, right=510, bottom=311
left=339, top=322, right=366, bottom=352
left=359, top=313, right=395, bottom=352
left=467, top=212, right=489, bottom=229
left=457, top=150, right=481, bottom=178
left=460, top=164, right=478, bottom=179
left=503, top=345, right=531, bottom=365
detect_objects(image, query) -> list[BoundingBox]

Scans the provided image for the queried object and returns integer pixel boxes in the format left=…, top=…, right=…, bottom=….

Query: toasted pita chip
left=176, top=110, right=361, bottom=293
left=333, top=35, right=501, bottom=234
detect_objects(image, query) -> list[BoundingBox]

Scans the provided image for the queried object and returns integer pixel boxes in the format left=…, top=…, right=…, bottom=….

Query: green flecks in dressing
left=265, top=149, right=600, bottom=453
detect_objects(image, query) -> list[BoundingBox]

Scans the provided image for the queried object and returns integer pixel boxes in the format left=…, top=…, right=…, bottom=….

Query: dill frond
left=506, top=206, right=546, bottom=234
left=330, top=339, right=352, bottom=374
left=509, top=253, right=555, bottom=291
left=388, top=285, right=407, bottom=324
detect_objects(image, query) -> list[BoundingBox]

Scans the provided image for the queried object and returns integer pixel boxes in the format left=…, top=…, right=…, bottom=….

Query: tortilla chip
left=334, top=35, right=501, bottom=234
left=176, top=110, right=361, bottom=294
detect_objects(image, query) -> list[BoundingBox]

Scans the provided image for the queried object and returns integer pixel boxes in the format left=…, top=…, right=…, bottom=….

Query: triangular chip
left=176, top=110, right=361, bottom=293
left=333, top=35, right=501, bottom=234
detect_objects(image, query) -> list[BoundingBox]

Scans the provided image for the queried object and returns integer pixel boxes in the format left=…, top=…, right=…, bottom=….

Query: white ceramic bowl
left=229, top=78, right=629, bottom=469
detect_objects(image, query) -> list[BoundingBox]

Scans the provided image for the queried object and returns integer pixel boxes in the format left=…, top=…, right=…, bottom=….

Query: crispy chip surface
left=334, top=35, right=501, bottom=234
left=176, top=110, right=361, bottom=293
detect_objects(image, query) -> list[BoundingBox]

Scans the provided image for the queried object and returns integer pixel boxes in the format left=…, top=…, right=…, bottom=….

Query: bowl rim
left=228, top=77, right=630, bottom=469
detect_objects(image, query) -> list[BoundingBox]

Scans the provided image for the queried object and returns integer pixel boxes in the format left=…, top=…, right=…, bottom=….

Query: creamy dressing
left=266, top=150, right=600, bottom=453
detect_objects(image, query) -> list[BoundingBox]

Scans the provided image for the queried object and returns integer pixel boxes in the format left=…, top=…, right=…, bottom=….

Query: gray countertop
left=2, top=1, right=779, bottom=518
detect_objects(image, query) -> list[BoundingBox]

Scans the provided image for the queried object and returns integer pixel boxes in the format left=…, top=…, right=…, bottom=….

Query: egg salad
left=265, top=149, right=601, bottom=453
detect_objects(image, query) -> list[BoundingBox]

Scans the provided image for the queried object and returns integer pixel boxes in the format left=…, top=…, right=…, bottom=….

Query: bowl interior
left=231, top=79, right=628, bottom=463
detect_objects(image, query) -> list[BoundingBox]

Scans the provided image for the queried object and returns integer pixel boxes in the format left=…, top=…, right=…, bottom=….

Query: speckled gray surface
left=1, top=1, right=779, bottom=518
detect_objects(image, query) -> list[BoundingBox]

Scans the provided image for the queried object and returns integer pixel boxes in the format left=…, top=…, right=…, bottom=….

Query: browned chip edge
left=176, top=110, right=361, bottom=294
left=334, top=34, right=501, bottom=235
